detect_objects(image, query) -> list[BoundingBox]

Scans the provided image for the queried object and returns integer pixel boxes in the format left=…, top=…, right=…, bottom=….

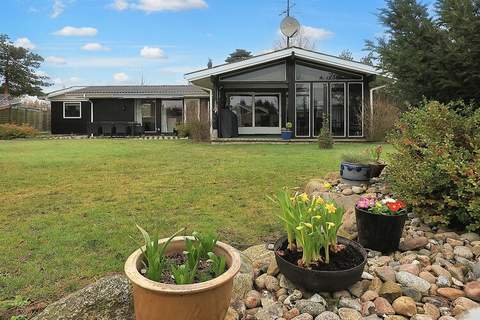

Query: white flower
left=381, top=198, right=396, bottom=204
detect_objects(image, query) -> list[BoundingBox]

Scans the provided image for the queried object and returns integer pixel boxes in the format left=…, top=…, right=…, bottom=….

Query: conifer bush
left=387, top=100, right=480, bottom=230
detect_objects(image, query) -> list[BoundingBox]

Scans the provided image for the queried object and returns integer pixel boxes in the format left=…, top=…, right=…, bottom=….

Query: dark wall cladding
left=92, top=99, right=135, bottom=122
left=51, top=101, right=90, bottom=134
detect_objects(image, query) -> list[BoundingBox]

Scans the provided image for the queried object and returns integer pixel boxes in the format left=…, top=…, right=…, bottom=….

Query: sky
left=1, top=0, right=389, bottom=92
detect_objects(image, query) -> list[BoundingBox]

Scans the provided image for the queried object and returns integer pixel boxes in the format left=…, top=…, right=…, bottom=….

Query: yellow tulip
left=323, top=182, right=332, bottom=190
left=313, top=197, right=325, bottom=206
left=298, top=193, right=309, bottom=202
left=327, top=222, right=336, bottom=229
left=325, top=203, right=337, bottom=214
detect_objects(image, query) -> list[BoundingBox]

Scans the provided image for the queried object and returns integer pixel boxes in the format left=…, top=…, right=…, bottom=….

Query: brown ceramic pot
left=125, top=237, right=242, bottom=320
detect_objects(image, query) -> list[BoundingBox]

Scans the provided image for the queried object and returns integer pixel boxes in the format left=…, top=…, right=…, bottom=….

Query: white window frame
left=63, top=102, right=82, bottom=119
left=330, top=82, right=347, bottom=138
left=294, top=83, right=311, bottom=138
left=347, top=82, right=365, bottom=138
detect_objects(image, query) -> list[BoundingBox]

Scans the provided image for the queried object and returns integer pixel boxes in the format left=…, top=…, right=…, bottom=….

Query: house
left=47, top=47, right=380, bottom=138
left=185, top=46, right=380, bottom=139
left=47, top=85, right=209, bottom=135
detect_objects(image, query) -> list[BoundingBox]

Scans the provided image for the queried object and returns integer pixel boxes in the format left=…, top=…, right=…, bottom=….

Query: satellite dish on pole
left=280, top=16, right=300, bottom=38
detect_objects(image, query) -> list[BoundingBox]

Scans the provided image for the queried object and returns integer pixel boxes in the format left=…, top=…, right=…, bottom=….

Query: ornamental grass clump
left=270, top=189, right=345, bottom=267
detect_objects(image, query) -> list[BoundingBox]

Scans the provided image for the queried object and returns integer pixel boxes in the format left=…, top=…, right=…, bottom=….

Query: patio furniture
left=102, top=123, right=113, bottom=137
left=115, top=122, right=128, bottom=136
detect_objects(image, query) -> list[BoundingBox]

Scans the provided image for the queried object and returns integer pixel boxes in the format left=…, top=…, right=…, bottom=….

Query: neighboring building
left=47, top=85, right=209, bottom=135
left=47, top=47, right=380, bottom=138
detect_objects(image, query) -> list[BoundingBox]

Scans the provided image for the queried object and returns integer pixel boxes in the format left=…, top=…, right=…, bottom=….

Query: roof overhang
left=185, top=47, right=381, bottom=83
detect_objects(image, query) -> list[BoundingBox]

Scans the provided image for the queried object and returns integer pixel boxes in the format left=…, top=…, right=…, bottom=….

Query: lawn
left=0, top=139, right=391, bottom=305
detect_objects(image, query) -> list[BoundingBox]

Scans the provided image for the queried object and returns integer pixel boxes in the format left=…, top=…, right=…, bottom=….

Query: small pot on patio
left=340, top=153, right=371, bottom=185
left=281, top=122, right=293, bottom=140
left=270, top=190, right=367, bottom=292
left=125, top=228, right=241, bottom=320
left=355, top=196, right=408, bottom=253
left=367, top=145, right=387, bottom=178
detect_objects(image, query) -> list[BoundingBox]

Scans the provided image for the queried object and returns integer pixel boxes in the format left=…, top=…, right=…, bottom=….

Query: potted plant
left=340, top=153, right=371, bottom=184
left=355, top=196, right=407, bottom=253
left=124, top=226, right=241, bottom=320
left=270, top=190, right=367, bottom=292
left=281, top=122, right=293, bottom=140
left=368, top=145, right=387, bottom=178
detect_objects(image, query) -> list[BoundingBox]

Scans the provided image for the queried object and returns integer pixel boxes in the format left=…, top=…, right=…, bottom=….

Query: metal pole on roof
left=287, top=0, right=290, bottom=48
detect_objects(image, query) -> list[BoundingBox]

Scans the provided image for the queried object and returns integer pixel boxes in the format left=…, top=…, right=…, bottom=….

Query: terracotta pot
left=125, top=237, right=242, bottom=320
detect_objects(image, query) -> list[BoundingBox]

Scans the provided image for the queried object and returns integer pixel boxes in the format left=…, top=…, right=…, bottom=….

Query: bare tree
left=273, top=27, right=316, bottom=50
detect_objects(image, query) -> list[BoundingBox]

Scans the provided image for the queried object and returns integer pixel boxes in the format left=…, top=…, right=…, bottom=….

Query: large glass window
left=330, top=83, right=345, bottom=136
left=313, top=83, right=328, bottom=136
left=296, top=63, right=363, bottom=81
left=255, top=96, right=279, bottom=127
left=296, top=83, right=310, bottom=136
left=348, top=83, right=363, bottom=137
left=161, top=100, right=183, bottom=133
left=221, top=63, right=286, bottom=81
left=141, top=100, right=156, bottom=131
left=230, top=95, right=253, bottom=127
left=63, top=102, right=81, bottom=119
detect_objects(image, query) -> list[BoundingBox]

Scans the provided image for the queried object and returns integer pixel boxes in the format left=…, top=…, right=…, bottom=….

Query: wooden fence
left=0, top=104, right=51, bottom=132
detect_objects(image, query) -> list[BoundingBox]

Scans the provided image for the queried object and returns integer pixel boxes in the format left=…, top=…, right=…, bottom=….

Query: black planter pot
left=340, top=162, right=371, bottom=184
left=369, top=163, right=387, bottom=178
left=274, top=236, right=367, bottom=292
left=355, top=207, right=407, bottom=253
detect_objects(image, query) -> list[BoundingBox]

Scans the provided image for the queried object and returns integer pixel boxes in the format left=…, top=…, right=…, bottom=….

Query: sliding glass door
left=330, top=83, right=346, bottom=137
left=312, top=83, right=328, bottom=136
left=140, top=100, right=156, bottom=132
left=295, top=83, right=310, bottom=137
left=161, top=100, right=183, bottom=133
left=229, top=93, right=280, bottom=134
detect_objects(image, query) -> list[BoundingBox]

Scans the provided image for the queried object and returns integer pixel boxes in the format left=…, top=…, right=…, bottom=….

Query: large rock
left=322, top=193, right=361, bottom=236
left=392, top=296, right=417, bottom=317
left=32, top=275, right=133, bottom=320
left=399, top=237, right=429, bottom=251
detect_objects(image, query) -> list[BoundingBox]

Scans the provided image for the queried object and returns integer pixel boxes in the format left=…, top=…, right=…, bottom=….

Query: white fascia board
left=185, top=47, right=381, bottom=82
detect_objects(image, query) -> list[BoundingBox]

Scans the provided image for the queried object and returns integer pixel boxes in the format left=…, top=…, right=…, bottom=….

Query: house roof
left=185, top=46, right=380, bottom=83
left=47, top=85, right=209, bottom=100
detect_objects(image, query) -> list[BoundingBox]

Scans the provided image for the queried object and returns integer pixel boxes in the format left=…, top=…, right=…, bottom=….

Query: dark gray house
left=47, top=85, right=209, bottom=135
left=48, top=47, right=380, bottom=138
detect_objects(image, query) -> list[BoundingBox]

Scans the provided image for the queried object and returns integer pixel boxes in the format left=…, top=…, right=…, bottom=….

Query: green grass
left=0, top=139, right=391, bottom=304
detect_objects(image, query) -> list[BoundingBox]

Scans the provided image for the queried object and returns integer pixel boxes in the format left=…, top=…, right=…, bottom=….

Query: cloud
left=113, top=72, right=129, bottom=81
left=301, top=26, right=334, bottom=40
left=45, top=56, right=67, bottom=64
left=110, top=0, right=129, bottom=10
left=54, top=26, right=98, bottom=37
left=51, top=0, right=65, bottom=18
left=133, top=0, right=207, bottom=12
left=14, top=38, right=36, bottom=49
left=140, top=46, right=166, bottom=59
left=81, top=43, right=110, bottom=51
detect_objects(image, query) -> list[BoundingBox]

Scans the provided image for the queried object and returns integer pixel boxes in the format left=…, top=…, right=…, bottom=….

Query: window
left=230, top=95, right=253, bottom=127
left=348, top=83, right=363, bottom=137
left=313, top=83, right=328, bottom=136
left=63, top=102, right=81, bottom=119
left=330, top=83, right=346, bottom=136
left=221, top=63, right=286, bottom=81
left=161, top=100, right=183, bottom=133
left=254, top=96, right=279, bottom=127
left=184, top=99, right=200, bottom=123
left=296, top=63, right=363, bottom=81
left=141, top=100, right=156, bottom=132
left=295, top=83, right=310, bottom=137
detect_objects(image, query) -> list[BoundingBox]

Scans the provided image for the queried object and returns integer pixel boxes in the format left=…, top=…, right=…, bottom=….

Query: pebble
left=396, top=271, right=431, bottom=293
left=419, top=271, right=437, bottom=284
left=245, top=290, right=261, bottom=309
left=338, top=297, right=361, bottom=312
left=292, top=314, right=314, bottom=320
left=454, top=246, right=473, bottom=259
left=375, top=266, right=396, bottom=282
left=295, top=299, right=326, bottom=317
left=399, top=237, right=429, bottom=251
left=423, top=302, right=440, bottom=320
left=342, top=189, right=353, bottom=196
left=337, top=307, right=362, bottom=320
left=436, top=275, right=452, bottom=288
left=436, top=287, right=465, bottom=300
left=314, top=311, right=341, bottom=320
left=361, top=290, right=378, bottom=302
left=464, top=280, right=480, bottom=301
left=264, top=275, right=280, bottom=291
left=373, top=297, right=395, bottom=315
left=379, top=281, right=402, bottom=303
left=392, top=296, right=417, bottom=317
